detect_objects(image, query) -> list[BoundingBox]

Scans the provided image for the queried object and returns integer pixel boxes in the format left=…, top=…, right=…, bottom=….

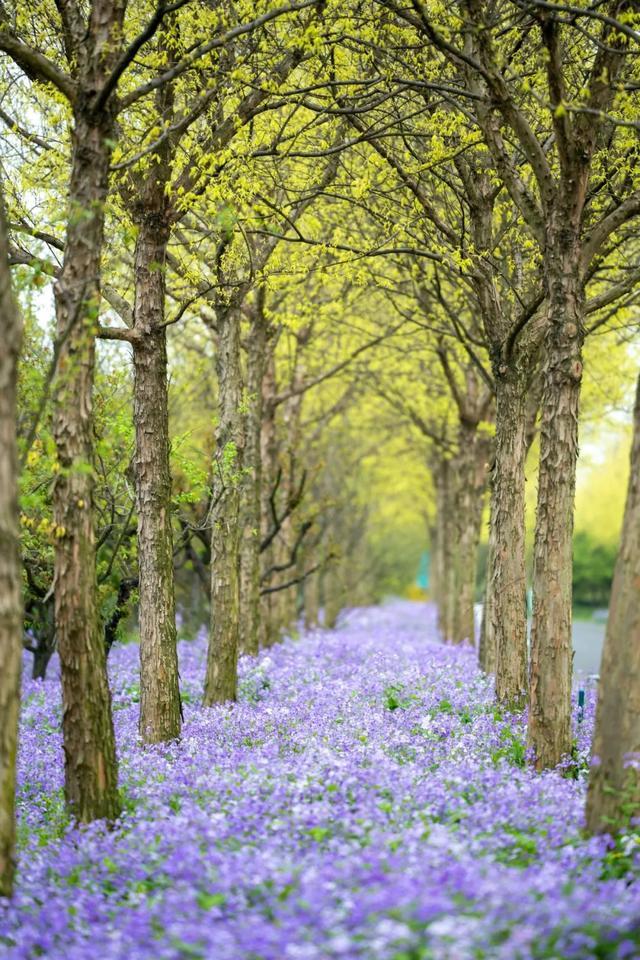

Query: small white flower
left=620, top=833, right=640, bottom=857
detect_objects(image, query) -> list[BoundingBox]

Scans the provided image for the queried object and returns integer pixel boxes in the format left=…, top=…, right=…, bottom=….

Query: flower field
left=2, top=602, right=639, bottom=959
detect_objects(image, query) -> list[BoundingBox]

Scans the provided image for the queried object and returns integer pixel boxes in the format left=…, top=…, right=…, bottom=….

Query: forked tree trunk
left=489, top=376, right=528, bottom=708
left=0, top=193, right=23, bottom=898
left=52, top=107, right=120, bottom=823
left=586, top=372, right=640, bottom=834
left=528, top=255, right=584, bottom=770
left=132, top=216, right=181, bottom=743
left=204, top=308, right=244, bottom=704
left=239, top=310, right=267, bottom=656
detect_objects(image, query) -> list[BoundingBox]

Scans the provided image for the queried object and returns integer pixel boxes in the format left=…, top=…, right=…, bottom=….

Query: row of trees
left=0, top=0, right=639, bottom=895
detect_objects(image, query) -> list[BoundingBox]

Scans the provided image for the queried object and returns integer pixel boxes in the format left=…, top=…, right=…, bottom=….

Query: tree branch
left=95, top=0, right=192, bottom=112
left=0, top=17, right=76, bottom=101
left=581, top=192, right=640, bottom=270
left=119, top=1, right=317, bottom=110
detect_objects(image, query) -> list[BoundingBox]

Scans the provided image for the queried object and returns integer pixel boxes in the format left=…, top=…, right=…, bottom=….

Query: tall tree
left=101, top=25, right=185, bottom=745
left=0, top=0, right=131, bottom=820
left=372, top=0, right=640, bottom=767
left=2, top=0, right=325, bottom=786
left=239, top=288, right=270, bottom=656
left=97, top=2, right=319, bottom=727
left=0, top=185, right=23, bottom=898
left=330, top=71, right=543, bottom=695
left=203, top=299, right=245, bottom=703
left=197, top=131, right=342, bottom=686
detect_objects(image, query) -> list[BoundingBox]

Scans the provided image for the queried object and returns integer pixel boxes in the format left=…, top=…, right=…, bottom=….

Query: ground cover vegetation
left=2, top=603, right=640, bottom=959
left=0, top=0, right=639, bottom=955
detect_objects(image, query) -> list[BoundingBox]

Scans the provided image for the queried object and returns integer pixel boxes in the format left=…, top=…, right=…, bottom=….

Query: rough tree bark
left=52, top=8, right=124, bottom=821
left=450, top=425, right=490, bottom=645
left=204, top=307, right=244, bottom=704
left=467, top=4, right=630, bottom=770
left=528, top=246, right=584, bottom=769
left=0, top=190, right=23, bottom=898
left=586, top=372, right=640, bottom=834
left=456, top=161, right=540, bottom=684
left=132, top=215, right=181, bottom=742
left=132, top=161, right=181, bottom=743
left=479, top=326, right=543, bottom=683
left=489, top=374, right=528, bottom=707
left=432, top=425, right=489, bottom=647
left=128, top=28, right=182, bottom=743
left=238, top=303, right=268, bottom=656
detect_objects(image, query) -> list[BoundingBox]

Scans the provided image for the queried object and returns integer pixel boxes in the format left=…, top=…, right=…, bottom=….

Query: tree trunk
left=52, top=107, right=120, bottom=823
left=478, top=589, right=494, bottom=674
left=433, top=459, right=455, bottom=640
left=428, top=520, right=440, bottom=605
left=127, top=29, right=182, bottom=743
left=304, top=569, right=320, bottom=629
left=272, top=381, right=304, bottom=639
left=0, top=191, right=23, bottom=898
left=132, top=217, right=181, bottom=743
left=259, top=353, right=279, bottom=648
left=586, top=371, right=640, bottom=834
left=104, top=577, right=138, bottom=657
left=24, top=592, right=56, bottom=681
left=324, top=561, right=344, bottom=630
left=239, top=308, right=267, bottom=656
left=528, top=256, right=584, bottom=770
left=32, top=638, right=55, bottom=681
left=450, top=426, right=490, bottom=645
left=204, top=308, right=244, bottom=704
left=489, top=376, right=528, bottom=708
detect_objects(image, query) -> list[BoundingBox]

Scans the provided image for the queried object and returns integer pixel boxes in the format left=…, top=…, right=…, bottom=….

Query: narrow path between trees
left=3, top=602, right=639, bottom=959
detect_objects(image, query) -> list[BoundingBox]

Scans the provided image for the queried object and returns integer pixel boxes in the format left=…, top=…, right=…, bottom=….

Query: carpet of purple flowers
left=2, top=600, right=639, bottom=959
